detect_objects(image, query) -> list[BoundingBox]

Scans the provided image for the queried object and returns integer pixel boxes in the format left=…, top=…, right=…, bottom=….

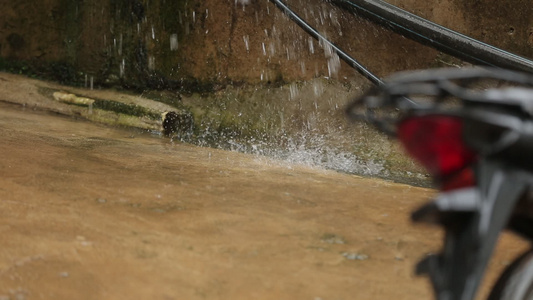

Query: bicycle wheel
left=488, top=249, right=533, bottom=300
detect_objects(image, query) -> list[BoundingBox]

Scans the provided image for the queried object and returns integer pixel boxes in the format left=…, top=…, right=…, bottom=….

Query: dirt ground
left=0, top=93, right=530, bottom=299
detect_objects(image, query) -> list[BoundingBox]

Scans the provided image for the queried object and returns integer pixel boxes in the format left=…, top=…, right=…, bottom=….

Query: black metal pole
left=331, top=0, right=533, bottom=74
left=268, top=0, right=383, bottom=85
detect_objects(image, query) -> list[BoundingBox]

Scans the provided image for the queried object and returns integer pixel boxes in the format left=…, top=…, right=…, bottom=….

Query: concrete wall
left=1, top=0, right=531, bottom=89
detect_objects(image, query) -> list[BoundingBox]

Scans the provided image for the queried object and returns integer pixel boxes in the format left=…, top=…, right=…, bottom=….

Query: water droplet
left=300, top=61, right=306, bottom=75
left=170, top=34, right=178, bottom=51
left=148, top=56, right=155, bottom=71
left=289, top=83, right=299, bottom=100
left=120, top=59, right=125, bottom=77
left=327, top=53, right=341, bottom=77
left=118, top=34, right=123, bottom=55
left=243, top=35, right=250, bottom=51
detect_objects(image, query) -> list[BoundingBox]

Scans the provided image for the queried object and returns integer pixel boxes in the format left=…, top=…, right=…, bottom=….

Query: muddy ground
left=0, top=89, right=530, bottom=299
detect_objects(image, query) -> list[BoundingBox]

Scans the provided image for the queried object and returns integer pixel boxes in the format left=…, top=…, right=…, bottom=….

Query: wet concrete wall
left=1, top=0, right=531, bottom=89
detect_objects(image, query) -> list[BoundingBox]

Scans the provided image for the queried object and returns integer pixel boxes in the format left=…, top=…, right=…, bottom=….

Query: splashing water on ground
left=171, top=122, right=387, bottom=178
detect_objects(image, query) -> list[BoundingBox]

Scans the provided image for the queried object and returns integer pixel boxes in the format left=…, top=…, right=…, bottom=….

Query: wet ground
left=0, top=102, right=529, bottom=300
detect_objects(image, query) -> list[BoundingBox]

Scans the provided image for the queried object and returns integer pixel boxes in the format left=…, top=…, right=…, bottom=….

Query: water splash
left=162, top=76, right=388, bottom=177
left=97, top=1, right=388, bottom=177
left=177, top=122, right=386, bottom=177
left=263, top=132, right=386, bottom=176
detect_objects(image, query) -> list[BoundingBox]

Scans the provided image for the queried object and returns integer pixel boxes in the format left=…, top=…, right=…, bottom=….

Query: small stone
left=321, top=233, right=345, bottom=244
left=342, top=252, right=369, bottom=260
left=59, top=272, right=69, bottom=277
left=96, top=198, right=107, bottom=204
left=356, top=254, right=369, bottom=260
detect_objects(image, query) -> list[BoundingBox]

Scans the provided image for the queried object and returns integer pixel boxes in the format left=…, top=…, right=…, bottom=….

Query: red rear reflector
left=397, top=116, right=477, bottom=178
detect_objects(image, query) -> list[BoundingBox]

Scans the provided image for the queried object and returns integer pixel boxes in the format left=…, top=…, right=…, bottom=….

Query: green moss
left=92, top=99, right=160, bottom=120
left=0, top=57, right=31, bottom=75
left=140, top=90, right=184, bottom=109
left=0, top=57, right=83, bottom=85
left=38, top=86, right=160, bottom=120
left=178, top=77, right=216, bottom=95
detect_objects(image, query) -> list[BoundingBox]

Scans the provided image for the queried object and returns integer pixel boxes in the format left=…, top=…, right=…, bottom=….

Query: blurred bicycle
left=347, top=67, right=533, bottom=300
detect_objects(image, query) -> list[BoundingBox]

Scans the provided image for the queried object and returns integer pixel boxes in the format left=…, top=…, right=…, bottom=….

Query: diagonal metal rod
left=267, top=0, right=383, bottom=85
left=331, top=0, right=533, bottom=74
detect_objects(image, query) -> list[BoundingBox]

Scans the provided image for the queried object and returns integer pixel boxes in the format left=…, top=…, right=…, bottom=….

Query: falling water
left=243, top=35, right=250, bottom=51
left=120, top=59, right=125, bottom=77
left=152, top=1, right=384, bottom=176
left=170, top=34, right=179, bottom=51
left=118, top=34, right=123, bottom=56
left=148, top=56, right=155, bottom=70
left=88, top=0, right=391, bottom=177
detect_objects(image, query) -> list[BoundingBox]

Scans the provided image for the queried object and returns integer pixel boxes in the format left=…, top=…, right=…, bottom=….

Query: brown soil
left=0, top=91, right=529, bottom=299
